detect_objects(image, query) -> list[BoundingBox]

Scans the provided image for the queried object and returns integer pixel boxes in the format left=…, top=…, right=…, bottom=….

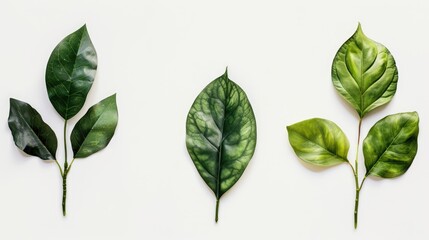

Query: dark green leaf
left=363, top=112, right=419, bottom=178
left=332, top=24, right=398, bottom=117
left=8, top=98, right=57, bottom=160
left=287, top=118, right=349, bottom=166
left=71, top=94, right=118, bottom=158
left=186, top=70, right=257, bottom=200
left=46, top=25, right=97, bottom=120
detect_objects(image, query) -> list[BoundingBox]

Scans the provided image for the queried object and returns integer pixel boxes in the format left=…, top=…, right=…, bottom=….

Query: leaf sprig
left=287, top=24, right=419, bottom=229
left=8, top=25, right=118, bottom=216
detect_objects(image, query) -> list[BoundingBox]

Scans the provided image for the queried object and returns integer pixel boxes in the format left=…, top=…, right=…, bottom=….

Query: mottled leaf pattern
left=8, top=98, right=57, bottom=160
left=287, top=118, right=349, bottom=166
left=332, top=24, right=398, bottom=117
left=71, top=94, right=118, bottom=158
left=363, top=112, right=419, bottom=178
left=46, top=25, right=97, bottom=120
left=186, top=70, right=257, bottom=200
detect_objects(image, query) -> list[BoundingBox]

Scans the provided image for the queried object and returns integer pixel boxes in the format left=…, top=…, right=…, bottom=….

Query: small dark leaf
left=46, top=25, right=97, bottom=120
left=363, top=112, right=419, bottom=178
left=8, top=98, right=57, bottom=160
left=71, top=94, right=118, bottom=158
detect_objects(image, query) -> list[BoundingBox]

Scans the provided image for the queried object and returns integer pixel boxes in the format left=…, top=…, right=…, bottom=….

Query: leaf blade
left=71, top=94, right=118, bottom=158
left=46, top=25, right=97, bottom=120
left=332, top=24, right=398, bottom=117
left=8, top=98, right=58, bottom=160
left=363, top=112, right=419, bottom=178
left=287, top=118, right=349, bottom=166
left=186, top=70, right=257, bottom=199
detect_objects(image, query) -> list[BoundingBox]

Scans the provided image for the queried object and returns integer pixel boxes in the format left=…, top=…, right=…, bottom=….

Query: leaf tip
left=354, top=22, right=366, bottom=39
left=356, top=22, right=363, bottom=32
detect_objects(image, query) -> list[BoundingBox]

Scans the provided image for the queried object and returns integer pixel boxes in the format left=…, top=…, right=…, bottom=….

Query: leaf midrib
left=74, top=102, right=112, bottom=157
left=365, top=116, right=412, bottom=177
left=291, top=128, right=348, bottom=162
left=14, top=103, right=54, bottom=160
left=64, top=33, right=85, bottom=119
left=215, top=78, right=230, bottom=199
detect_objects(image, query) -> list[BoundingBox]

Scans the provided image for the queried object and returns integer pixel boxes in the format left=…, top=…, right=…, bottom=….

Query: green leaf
left=186, top=70, right=257, bottom=200
left=8, top=98, right=57, bottom=160
left=363, top=112, right=419, bottom=178
left=71, top=94, right=118, bottom=158
left=287, top=118, right=349, bottom=166
left=332, top=23, right=398, bottom=118
left=46, top=24, right=97, bottom=120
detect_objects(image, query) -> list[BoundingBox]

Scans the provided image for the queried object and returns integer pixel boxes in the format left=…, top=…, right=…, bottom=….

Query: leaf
left=287, top=118, right=349, bottom=166
left=8, top=98, right=57, bottom=160
left=71, top=94, right=118, bottom=158
left=46, top=25, right=97, bottom=120
left=332, top=23, right=398, bottom=118
left=186, top=70, right=257, bottom=200
left=363, top=112, right=419, bottom=178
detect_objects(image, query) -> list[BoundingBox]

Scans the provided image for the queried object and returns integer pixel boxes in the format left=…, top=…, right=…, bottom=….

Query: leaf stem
left=67, top=158, right=76, bottom=175
left=55, top=159, right=63, bottom=176
left=64, top=120, right=68, bottom=168
left=215, top=198, right=220, bottom=223
left=353, top=118, right=363, bottom=229
left=355, top=118, right=362, bottom=178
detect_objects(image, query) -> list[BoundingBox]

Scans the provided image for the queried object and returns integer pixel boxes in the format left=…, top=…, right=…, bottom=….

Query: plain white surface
left=1, top=0, right=429, bottom=239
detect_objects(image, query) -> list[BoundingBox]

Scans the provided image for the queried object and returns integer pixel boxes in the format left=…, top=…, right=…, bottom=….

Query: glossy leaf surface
left=46, top=25, right=97, bottom=120
left=186, top=70, right=257, bottom=199
left=363, top=112, right=419, bottom=178
left=332, top=24, right=398, bottom=117
left=8, top=98, right=57, bottom=160
left=71, top=94, right=118, bottom=158
left=287, top=118, right=349, bottom=166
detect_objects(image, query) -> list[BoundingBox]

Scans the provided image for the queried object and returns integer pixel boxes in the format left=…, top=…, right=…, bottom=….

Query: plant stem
left=215, top=198, right=220, bottom=223
left=353, top=118, right=362, bottom=229
left=62, top=174, right=67, bottom=216
left=355, top=118, right=362, bottom=177
left=354, top=187, right=360, bottom=229
left=62, top=120, right=68, bottom=216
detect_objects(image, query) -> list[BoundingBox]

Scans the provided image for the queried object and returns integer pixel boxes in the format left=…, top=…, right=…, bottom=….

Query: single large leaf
left=46, top=25, right=97, bottom=120
left=186, top=70, right=257, bottom=201
left=363, top=112, right=419, bottom=178
left=287, top=118, right=349, bottom=166
left=332, top=24, right=398, bottom=118
left=8, top=98, right=57, bottom=160
left=71, top=94, right=118, bottom=158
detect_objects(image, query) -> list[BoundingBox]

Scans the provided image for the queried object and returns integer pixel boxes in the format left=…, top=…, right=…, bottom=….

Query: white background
left=1, top=0, right=428, bottom=239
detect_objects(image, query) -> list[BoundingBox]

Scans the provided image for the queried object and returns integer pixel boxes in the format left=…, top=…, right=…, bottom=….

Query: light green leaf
left=46, top=25, right=97, bottom=120
left=287, top=118, right=349, bottom=166
left=363, top=112, right=419, bottom=178
left=71, top=94, right=118, bottom=158
left=332, top=24, right=398, bottom=118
